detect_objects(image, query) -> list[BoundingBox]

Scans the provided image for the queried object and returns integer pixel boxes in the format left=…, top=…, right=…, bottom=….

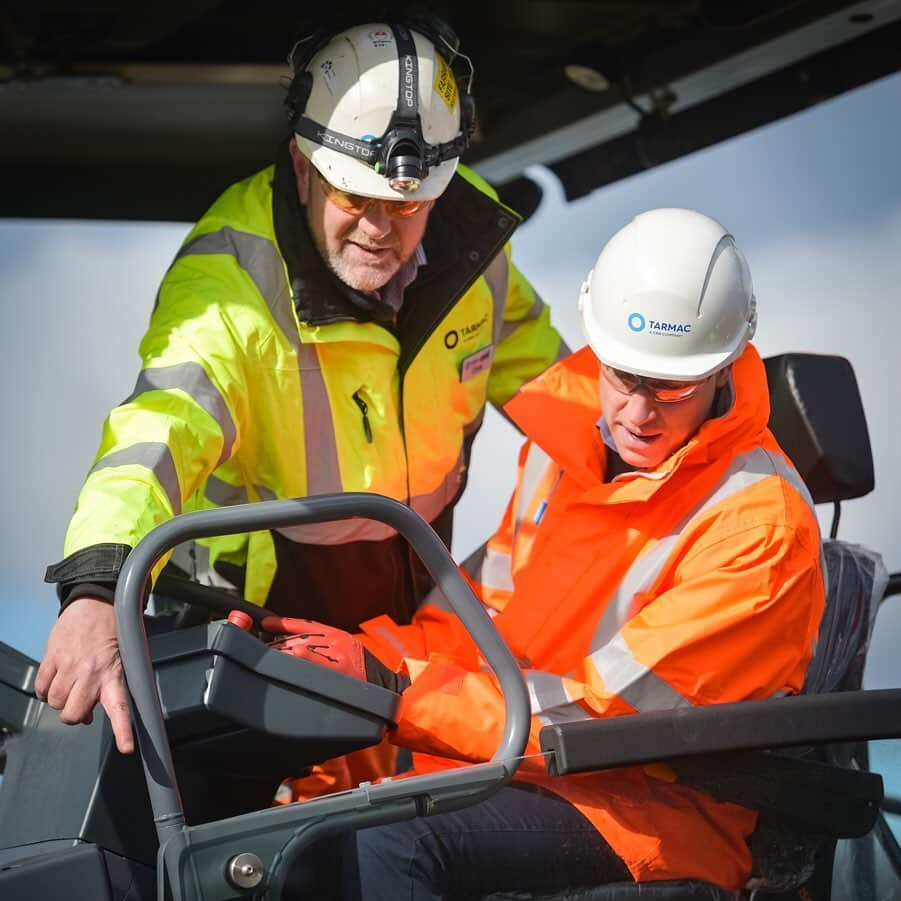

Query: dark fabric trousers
left=332, top=783, right=633, bottom=900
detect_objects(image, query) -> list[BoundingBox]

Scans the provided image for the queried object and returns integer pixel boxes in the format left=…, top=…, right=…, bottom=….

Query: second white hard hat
left=578, top=208, right=757, bottom=380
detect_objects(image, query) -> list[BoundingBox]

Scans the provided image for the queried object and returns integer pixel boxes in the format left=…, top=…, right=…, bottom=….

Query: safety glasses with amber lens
left=316, top=171, right=428, bottom=219
left=602, top=364, right=709, bottom=404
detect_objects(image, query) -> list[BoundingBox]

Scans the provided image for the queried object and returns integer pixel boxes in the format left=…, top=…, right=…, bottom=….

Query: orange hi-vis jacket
left=360, top=343, right=825, bottom=890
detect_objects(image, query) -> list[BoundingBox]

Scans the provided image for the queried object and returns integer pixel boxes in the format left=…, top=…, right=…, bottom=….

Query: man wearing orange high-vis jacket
left=266, top=208, right=826, bottom=897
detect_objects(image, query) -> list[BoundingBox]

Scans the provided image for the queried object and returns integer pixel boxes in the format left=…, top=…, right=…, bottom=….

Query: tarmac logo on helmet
left=629, top=312, right=692, bottom=336
left=628, top=313, right=646, bottom=332
left=629, top=311, right=692, bottom=337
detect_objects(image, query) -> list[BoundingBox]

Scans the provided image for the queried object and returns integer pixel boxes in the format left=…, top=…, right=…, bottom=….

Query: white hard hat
left=289, top=23, right=469, bottom=201
left=578, top=208, right=757, bottom=380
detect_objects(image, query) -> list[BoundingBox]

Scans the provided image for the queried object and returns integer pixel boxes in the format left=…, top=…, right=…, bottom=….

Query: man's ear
left=288, top=139, right=311, bottom=206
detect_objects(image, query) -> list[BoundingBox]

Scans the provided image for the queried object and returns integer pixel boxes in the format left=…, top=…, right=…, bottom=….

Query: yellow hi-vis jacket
left=359, top=344, right=826, bottom=889
left=47, top=147, right=566, bottom=628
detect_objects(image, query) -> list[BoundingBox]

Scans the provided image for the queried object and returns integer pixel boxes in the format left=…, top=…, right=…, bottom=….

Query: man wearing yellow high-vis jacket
left=35, top=17, right=567, bottom=756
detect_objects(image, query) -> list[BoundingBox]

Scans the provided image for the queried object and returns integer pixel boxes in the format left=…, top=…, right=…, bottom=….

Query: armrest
left=539, top=689, right=901, bottom=774
left=539, top=689, right=901, bottom=838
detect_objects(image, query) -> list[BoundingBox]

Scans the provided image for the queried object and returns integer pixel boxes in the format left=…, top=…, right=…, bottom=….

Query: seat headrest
left=764, top=353, right=874, bottom=504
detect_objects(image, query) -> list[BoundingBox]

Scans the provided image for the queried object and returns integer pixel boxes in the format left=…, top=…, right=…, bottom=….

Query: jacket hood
left=505, top=343, right=771, bottom=489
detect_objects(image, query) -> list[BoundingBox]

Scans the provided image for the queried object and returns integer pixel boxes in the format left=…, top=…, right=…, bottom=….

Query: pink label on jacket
left=460, top=344, right=494, bottom=382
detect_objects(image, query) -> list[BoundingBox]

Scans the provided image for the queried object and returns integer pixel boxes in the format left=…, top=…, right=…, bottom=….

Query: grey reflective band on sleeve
left=478, top=547, right=515, bottom=592
left=203, top=473, right=250, bottom=507
left=525, top=670, right=572, bottom=715
left=482, top=251, right=509, bottom=348
left=177, top=227, right=297, bottom=348
left=513, top=443, right=554, bottom=537
left=526, top=672, right=594, bottom=726
left=590, top=633, right=693, bottom=713
left=537, top=704, right=593, bottom=727
left=90, top=442, right=182, bottom=515
left=497, top=296, right=549, bottom=346
left=125, top=363, right=237, bottom=467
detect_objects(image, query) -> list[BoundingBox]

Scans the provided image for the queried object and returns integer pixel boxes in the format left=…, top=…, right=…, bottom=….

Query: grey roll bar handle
left=114, top=493, right=531, bottom=846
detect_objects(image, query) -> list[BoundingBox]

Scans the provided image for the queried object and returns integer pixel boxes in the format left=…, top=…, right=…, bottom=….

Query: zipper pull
left=353, top=390, right=373, bottom=443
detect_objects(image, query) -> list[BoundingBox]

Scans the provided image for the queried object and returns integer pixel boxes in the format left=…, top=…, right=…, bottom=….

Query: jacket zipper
left=352, top=390, right=373, bottom=443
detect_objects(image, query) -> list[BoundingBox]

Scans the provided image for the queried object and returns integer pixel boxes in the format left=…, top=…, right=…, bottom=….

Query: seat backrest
left=764, top=353, right=886, bottom=696
left=764, top=353, right=874, bottom=504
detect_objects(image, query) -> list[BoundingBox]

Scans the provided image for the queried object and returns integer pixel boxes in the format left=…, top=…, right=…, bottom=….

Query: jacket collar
left=272, top=141, right=399, bottom=326
left=271, top=142, right=520, bottom=375
left=505, top=343, right=770, bottom=494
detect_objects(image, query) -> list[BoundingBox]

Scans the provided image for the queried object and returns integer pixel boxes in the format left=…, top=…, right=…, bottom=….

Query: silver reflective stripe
left=553, top=336, right=572, bottom=362
left=274, top=518, right=397, bottom=544
left=178, top=227, right=394, bottom=538
left=526, top=670, right=572, bottom=715
left=273, top=444, right=466, bottom=545
left=178, top=227, right=297, bottom=346
left=204, top=473, right=249, bottom=507
left=205, top=476, right=398, bottom=542
left=297, top=343, right=343, bottom=496
left=126, top=363, right=237, bottom=467
left=90, top=442, right=182, bottom=515
left=514, top=443, right=553, bottom=537
left=482, top=251, right=509, bottom=347
left=498, top=292, right=548, bottom=345
left=178, top=230, right=315, bottom=504
left=527, top=672, right=594, bottom=725
left=591, top=447, right=817, bottom=651
left=590, top=633, right=692, bottom=713
left=408, top=446, right=464, bottom=526
left=479, top=546, right=515, bottom=592
left=460, top=543, right=512, bottom=606
left=537, top=704, right=593, bottom=726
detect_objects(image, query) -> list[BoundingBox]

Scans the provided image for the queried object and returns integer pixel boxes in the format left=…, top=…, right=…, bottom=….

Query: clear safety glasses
left=601, top=364, right=710, bottom=404
left=317, top=171, right=429, bottom=219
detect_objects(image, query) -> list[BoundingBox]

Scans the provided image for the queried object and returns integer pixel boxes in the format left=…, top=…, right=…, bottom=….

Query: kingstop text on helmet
left=579, top=208, right=758, bottom=380
left=285, top=20, right=475, bottom=199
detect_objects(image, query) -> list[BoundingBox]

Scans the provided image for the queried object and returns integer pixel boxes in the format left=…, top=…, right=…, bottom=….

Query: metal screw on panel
left=227, top=852, right=265, bottom=890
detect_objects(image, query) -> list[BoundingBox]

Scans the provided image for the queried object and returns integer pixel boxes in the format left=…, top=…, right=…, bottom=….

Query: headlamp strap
left=392, top=24, right=420, bottom=124
left=295, top=116, right=380, bottom=166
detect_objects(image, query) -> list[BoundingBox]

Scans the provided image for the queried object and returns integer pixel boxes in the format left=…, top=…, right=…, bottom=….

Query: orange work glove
left=262, top=615, right=367, bottom=681
left=261, top=615, right=411, bottom=693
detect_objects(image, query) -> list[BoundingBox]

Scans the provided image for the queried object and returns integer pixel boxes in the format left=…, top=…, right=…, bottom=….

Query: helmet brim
left=581, top=310, right=748, bottom=381
left=297, top=136, right=458, bottom=202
